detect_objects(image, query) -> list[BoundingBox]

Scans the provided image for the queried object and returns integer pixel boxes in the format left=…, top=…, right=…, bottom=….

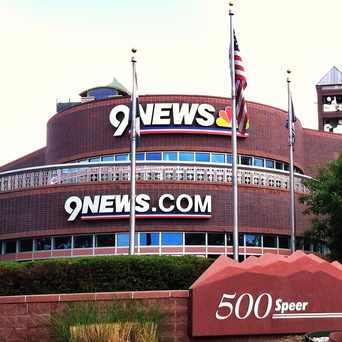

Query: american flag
left=233, top=31, right=249, bottom=134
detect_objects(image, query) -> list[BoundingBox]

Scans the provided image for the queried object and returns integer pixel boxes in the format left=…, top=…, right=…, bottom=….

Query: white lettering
left=109, top=105, right=129, bottom=136
left=115, top=195, right=130, bottom=212
left=159, top=194, right=175, bottom=212
left=99, top=195, right=115, bottom=213
left=139, top=103, right=154, bottom=126
left=196, top=104, right=215, bottom=126
left=135, top=194, right=150, bottom=212
left=152, top=103, right=172, bottom=125
left=82, top=196, right=100, bottom=214
left=65, top=196, right=82, bottom=221
left=275, top=299, right=309, bottom=314
left=176, top=194, right=193, bottom=213
left=194, top=195, right=211, bottom=213
left=172, top=103, right=198, bottom=125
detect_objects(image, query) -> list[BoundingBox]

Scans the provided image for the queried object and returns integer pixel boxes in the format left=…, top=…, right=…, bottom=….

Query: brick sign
left=191, top=252, right=342, bottom=337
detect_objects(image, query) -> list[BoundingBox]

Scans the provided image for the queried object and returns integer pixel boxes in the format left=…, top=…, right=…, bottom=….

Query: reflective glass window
left=163, top=152, right=177, bottom=161
left=54, top=236, right=72, bottom=250
left=254, top=157, right=264, bottom=167
left=266, top=159, right=274, bottom=169
left=263, top=235, right=276, bottom=248
left=179, top=152, right=194, bottom=162
left=240, top=156, right=252, bottom=166
left=278, top=236, right=290, bottom=249
left=19, top=239, right=33, bottom=252
left=96, top=234, right=115, bottom=247
left=227, top=154, right=233, bottom=164
left=245, top=234, right=261, bottom=247
left=115, top=154, right=129, bottom=161
left=208, top=233, right=225, bottom=246
left=196, top=152, right=210, bottom=162
left=5, top=240, right=16, bottom=254
left=89, top=157, right=100, bottom=163
left=35, top=237, right=51, bottom=251
left=146, top=152, right=162, bottom=161
left=227, top=233, right=233, bottom=246
left=74, top=235, right=93, bottom=248
left=185, top=233, right=205, bottom=245
left=239, top=233, right=244, bottom=246
left=140, top=233, right=159, bottom=246
left=212, top=153, right=225, bottom=164
left=102, top=155, right=114, bottom=162
left=161, top=232, right=183, bottom=246
left=284, top=163, right=289, bottom=171
left=136, top=152, right=145, bottom=161
left=117, top=233, right=129, bottom=247
left=275, top=161, right=283, bottom=170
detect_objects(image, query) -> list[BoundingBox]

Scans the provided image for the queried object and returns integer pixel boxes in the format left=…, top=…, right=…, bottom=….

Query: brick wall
left=0, top=290, right=302, bottom=342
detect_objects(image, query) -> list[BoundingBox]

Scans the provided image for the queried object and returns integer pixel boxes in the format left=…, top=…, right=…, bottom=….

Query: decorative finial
left=287, top=69, right=291, bottom=75
left=229, top=2, right=234, bottom=7
left=287, top=69, right=291, bottom=82
left=132, top=48, right=137, bottom=54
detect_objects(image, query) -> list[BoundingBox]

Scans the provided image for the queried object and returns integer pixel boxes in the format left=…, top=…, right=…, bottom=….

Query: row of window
left=75, top=152, right=303, bottom=174
left=0, top=232, right=321, bottom=255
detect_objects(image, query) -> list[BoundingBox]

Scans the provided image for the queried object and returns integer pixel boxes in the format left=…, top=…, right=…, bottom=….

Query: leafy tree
left=301, top=154, right=342, bottom=261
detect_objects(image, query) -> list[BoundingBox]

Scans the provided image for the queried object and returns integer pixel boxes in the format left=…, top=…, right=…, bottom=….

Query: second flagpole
left=229, top=3, right=239, bottom=262
left=129, top=49, right=137, bottom=255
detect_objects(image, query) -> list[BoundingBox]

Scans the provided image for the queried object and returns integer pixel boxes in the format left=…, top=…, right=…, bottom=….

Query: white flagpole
left=287, top=70, right=296, bottom=253
left=229, top=3, right=239, bottom=261
left=129, top=48, right=137, bottom=255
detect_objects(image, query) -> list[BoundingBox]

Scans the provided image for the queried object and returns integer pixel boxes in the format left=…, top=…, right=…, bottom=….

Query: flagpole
left=229, top=2, right=239, bottom=262
left=287, top=70, right=296, bottom=253
left=129, top=48, right=137, bottom=255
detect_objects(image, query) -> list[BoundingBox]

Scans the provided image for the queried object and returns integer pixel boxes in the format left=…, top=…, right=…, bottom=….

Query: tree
left=301, top=154, right=342, bottom=261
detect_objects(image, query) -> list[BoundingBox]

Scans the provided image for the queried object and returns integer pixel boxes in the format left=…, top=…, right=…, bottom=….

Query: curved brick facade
left=0, top=94, right=341, bottom=260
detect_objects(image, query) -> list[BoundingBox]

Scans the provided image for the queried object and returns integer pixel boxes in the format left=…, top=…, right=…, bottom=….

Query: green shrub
left=50, top=301, right=162, bottom=342
left=0, top=256, right=212, bottom=295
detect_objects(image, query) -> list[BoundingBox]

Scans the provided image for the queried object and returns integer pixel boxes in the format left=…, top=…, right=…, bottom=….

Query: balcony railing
left=0, top=162, right=311, bottom=194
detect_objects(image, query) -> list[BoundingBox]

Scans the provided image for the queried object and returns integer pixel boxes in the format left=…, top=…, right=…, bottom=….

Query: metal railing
left=0, top=162, right=311, bottom=194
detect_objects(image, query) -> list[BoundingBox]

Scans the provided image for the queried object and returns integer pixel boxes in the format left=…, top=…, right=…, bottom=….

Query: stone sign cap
left=191, top=252, right=342, bottom=337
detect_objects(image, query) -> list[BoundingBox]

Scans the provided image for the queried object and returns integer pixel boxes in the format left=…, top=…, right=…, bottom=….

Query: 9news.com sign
left=191, top=252, right=342, bottom=337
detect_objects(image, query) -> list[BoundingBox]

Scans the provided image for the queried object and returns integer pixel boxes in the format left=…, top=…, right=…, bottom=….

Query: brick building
left=1, top=68, right=342, bottom=261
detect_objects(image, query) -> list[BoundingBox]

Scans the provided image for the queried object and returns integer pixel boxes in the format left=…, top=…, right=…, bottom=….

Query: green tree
left=301, top=154, right=342, bottom=261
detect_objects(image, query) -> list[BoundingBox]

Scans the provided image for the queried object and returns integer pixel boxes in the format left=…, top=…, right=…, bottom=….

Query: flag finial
left=287, top=69, right=291, bottom=83
left=229, top=1, right=234, bottom=15
left=131, top=48, right=137, bottom=63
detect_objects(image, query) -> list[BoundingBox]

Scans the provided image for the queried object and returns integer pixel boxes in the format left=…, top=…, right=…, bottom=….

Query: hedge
left=0, top=256, right=213, bottom=296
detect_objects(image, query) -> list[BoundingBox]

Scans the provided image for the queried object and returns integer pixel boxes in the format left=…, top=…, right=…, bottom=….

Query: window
left=140, top=233, right=159, bottom=246
left=35, top=237, right=51, bottom=251
left=275, top=161, right=283, bottom=170
left=284, top=163, right=289, bottom=171
left=117, top=233, right=129, bottom=247
left=179, top=152, right=194, bottom=162
left=146, top=152, right=162, bottom=161
left=19, top=239, right=33, bottom=252
left=239, top=233, right=244, bottom=246
left=163, top=152, right=177, bottom=161
left=296, top=237, right=304, bottom=250
left=266, top=159, right=274, bottom=169
left=263, top=235, right=276, bottom=248
left=96, top=234, right=115, bottom=247
left=245, top=234, right=261, bottom=247
left=212, top=153, right=225, bottom=164
left=196, top=152, right=210, bottom=162
left=136, top=153, right=145, bottom=161
left=254, top=157, right=264, bottom=167
left=226, top=154, right=233, bottom=164
left=89, top=157, right=101, bottom=163
left=208, top=233, right=225, bottom=246
left=227, top=233, right=233, bottom=246
left=161, top=232, right=183, bottom=246
left=5, top=240, right=16, bottom=254
left=185, top=233, right=205, bottom=245
left=278, top=236, right=290, bottom=249
left=102, top=155, right=114, bottom=162
left=54, top=236, right=71, bottom=250
left=240, top=156, right=252, bottom=166
left=74, top=235, right=93, bottom=248
left=115, top=154, right=129, bottom=162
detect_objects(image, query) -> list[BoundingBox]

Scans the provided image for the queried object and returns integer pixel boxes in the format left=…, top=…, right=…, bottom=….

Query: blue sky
left=0, top=0, right=341, bottom=165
